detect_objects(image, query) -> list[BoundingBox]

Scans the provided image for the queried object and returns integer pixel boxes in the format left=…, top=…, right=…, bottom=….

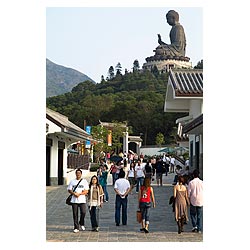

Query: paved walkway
left=46, top=170, right=203, bottom=242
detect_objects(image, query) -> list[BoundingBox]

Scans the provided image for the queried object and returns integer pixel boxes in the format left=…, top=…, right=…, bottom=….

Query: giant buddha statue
left=146, top=10, right=190, bottom=62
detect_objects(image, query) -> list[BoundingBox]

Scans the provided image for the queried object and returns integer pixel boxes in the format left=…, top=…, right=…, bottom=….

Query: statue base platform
left=142, top=59, right=192, bottom=72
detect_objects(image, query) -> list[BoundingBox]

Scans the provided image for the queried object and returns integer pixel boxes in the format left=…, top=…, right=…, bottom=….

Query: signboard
left=85, top=125, right=91, bottom=148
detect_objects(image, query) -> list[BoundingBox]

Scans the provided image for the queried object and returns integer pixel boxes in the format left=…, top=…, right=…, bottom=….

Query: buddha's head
left=166, top=10, right=179, bottom=26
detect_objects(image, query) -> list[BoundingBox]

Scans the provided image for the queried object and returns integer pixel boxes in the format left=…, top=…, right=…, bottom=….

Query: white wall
left=47, top=132, right=76, bottom=184
left=189, top=99, right=203, bottom=118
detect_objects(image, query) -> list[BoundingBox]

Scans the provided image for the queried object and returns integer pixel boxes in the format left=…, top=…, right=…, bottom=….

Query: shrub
left=90, top=163, right=99, bottom=172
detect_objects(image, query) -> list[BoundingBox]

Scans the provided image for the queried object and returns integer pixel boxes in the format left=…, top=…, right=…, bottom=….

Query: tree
left=155, top=132, right=165, bottom=148
left=115, top=62, right=122, bottom=76
left=151, top=65, right=159, bottom=78
left=132, top=59, right=140, bottom=72
left=100, top=75, right=105, bottom=84
left=91, top=122, right=128, bottom=161
left=194, top=59, right=203, bottom=69
left=108, top=66, right=115, bottom=80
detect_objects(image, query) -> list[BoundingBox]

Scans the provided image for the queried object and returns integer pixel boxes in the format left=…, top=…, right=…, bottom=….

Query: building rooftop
left=169, top=69, right=203, bottom=97
left=46, top=107, right=92, bottom=140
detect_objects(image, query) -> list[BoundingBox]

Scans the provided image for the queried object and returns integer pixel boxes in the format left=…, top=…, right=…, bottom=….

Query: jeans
left=136, top=177, right=144, bottom=192
left=190, top=204, right=203, bottom=231
left=115, top=195, right=128, bottom=225
left=112, top=173, right=118, bottom=185
left=89, top=206, right=99, bottom=228
left=102, top=184, right=109, bottom=201
left=72, top=203, right=87, bottom=229
left=139, top=202, right=151, bottom=224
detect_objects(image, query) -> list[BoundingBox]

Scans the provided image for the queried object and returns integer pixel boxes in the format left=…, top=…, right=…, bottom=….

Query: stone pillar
left=123, top=131, right=129, bottom=153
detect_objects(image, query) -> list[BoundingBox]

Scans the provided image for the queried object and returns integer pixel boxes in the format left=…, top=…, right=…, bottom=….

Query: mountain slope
left=46, top=59, right=95, bottom=97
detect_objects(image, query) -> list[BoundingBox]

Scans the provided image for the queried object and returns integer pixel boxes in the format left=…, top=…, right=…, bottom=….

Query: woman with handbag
left=138, top=177, right=156, bottom=233
left=88, top=175, right=104, bottom=232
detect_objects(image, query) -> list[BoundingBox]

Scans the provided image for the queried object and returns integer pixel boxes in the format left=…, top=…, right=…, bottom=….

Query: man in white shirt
left=67, top=169, right=89, bottom=233
left=188, top=169, right=203, bottom=233
left=170, top=156, right=176, bottom=173
left=135, top=160, right=145, bottom=193
left=114, top=170, right=131, bottom=226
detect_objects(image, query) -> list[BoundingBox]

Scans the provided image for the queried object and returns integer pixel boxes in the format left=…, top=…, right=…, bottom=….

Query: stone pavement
left=46, top=170, right=203, bottom=242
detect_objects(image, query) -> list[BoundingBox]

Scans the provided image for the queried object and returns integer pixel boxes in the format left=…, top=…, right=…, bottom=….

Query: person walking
left=155, top=157, right=164, bottom=186
left=165, top=154, right=170, bottom=176
left=126, top=161, right=136, bottom=194
left=170, top=155, right=176, bottom=173
left=172, top=165, right=183, bottom=185
left=138, top=177, right=156, bottom=233
left=188, top=169, right=203, bottom=233
left=173, top=176, right=189, bottom=234
left=144, top=160, right=153, bottom=180
left=99, top=165, right=109, bottom=202
left=67, top=169, right=89, bottom=233
left=88, top=175, right=104, bottom=232
left=135, top=159, right=145, bottom=193
left=110, top=162, right=117, bottom=185
left=114, top=170, right=131, bottom=226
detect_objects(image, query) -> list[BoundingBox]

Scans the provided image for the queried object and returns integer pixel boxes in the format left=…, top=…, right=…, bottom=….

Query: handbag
left=66, top=178, right=82, bottom=205
left=136, top=210, right=142, bottom=223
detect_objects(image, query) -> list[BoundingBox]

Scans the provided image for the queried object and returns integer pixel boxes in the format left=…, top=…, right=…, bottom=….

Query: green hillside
left=46, top=69, right=187, bottom=145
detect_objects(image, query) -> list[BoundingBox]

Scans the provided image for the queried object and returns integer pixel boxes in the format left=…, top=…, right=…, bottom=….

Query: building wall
left=189, top=134, right=203, bottom=179
left=46, top=132, right=75, bottom=186
left=189, top=100, right=203, bottom=118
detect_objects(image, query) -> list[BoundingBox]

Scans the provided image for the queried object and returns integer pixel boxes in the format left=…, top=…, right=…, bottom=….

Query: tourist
left=114, top=170, right=131, bottom=226
left=126, top=161, right=136, bottom=194
left=170, top=155, right=176, bottom=173
left=188, top=169, right=203, bottom=233
left=155, top=157, right=164, bottom=186
left=135, top=160, right=145, bottom=193
left=138, top=177, right=156, bottom=233
left=88, top=175, right=104, bottom=232
left=67, top=169, right=89, bottom=233
left=110, top=162, right=117, bottom=185
left=144, top=160, right=153, bottom=180
left=99, top=165, right=109, bottom=202
left=172, top=165, right=183, bottom=185
left=174, top=176, right=189, bottom=234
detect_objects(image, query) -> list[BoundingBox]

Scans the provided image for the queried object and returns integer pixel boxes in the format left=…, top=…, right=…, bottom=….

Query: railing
left=174, top=155, right=185, bottom=166
left=67, top=153, right=90, bottom=170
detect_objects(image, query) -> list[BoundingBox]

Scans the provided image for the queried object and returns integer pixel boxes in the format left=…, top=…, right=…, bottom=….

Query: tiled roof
left=46, top=107, right=91, bottom=140
left=183, top=113, right=203, bottom=134
left=169, top=69, right=203, bottom=97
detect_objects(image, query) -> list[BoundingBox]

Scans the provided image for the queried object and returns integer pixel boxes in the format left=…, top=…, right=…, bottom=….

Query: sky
left=46, top=7, right=203, bottom=82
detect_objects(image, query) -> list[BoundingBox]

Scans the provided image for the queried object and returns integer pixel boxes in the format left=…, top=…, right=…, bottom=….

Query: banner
left=85, top=125, right=91, bottom=148
left=107, top=130, right=112, bottom=146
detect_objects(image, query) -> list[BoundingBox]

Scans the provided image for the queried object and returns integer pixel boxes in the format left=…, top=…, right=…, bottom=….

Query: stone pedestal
left=143, top=59, right=192, bottom=73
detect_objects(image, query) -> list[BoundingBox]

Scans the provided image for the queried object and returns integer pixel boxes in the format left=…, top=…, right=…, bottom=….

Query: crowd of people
left=67, top=153, right=203, bottom=235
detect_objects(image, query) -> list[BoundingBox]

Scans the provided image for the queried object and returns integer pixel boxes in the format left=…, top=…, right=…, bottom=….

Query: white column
left=123, top=131, right=129, bottom=153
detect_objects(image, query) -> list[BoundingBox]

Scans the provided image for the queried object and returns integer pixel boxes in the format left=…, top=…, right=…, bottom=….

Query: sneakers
left=73, top=229, right=79, bottom=233
left=81, top=225, right=86, bottom=231
left=192, top=227, right=198, bottom=232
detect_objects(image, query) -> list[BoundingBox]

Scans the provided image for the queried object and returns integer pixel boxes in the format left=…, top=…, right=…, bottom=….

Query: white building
left=46, top=108, right=92, bottom=186
left=164, top=68, right=203, bottom=177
